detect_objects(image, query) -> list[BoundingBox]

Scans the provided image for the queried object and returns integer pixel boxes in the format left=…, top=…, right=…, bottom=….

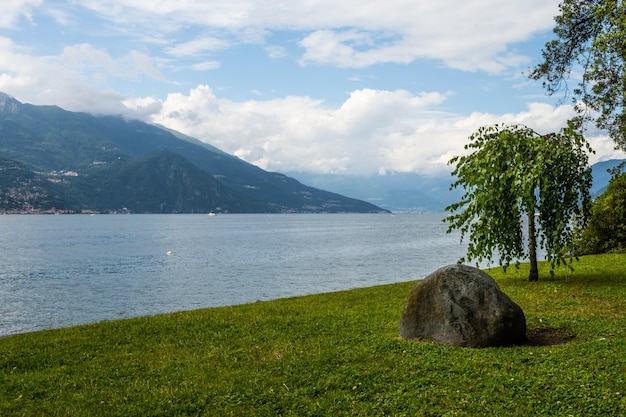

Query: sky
left=0, top=0, right=624, bottom=176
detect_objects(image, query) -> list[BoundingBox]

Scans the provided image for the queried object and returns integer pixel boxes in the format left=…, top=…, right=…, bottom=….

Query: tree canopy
left=444, top=123, right=593, bottom=281
left=573, top=168, right=626, bottom=255
left=530, top=0, right=626, bottom=150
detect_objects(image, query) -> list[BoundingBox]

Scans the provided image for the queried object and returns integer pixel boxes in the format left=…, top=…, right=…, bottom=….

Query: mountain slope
left=0, top=157, right=74, bottom=213
left=0, top=93, right=387, bottom=213
left=81, top=151, right=261, bottom=213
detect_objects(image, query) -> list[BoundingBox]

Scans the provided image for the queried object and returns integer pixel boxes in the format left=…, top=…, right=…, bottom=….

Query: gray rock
left=400, top=264, right=526, bottom=347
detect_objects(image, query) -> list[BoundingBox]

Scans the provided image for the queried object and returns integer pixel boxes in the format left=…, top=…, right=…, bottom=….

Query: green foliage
left=0, top=254, right=625, bottom=416
left=444, top=124, right=593, bottom=279
left=530, top=0, right=626, bottom=150
left=574, top=170, right=626, bottom=254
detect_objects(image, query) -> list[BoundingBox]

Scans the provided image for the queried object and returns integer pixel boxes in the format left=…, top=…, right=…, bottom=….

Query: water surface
left=0, top=213, right=468, bottom=335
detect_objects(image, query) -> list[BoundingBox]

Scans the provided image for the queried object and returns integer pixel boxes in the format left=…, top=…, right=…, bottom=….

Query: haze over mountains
left=288, top=171, right=464, bottom=213
left=0, top=93, right=386, bottom=214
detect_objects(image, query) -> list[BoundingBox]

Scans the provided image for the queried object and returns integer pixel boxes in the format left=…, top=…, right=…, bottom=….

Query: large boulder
left=400, top=264, right=526, bottom=347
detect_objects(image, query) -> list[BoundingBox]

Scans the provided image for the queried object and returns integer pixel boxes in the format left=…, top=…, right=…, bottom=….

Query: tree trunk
left=528, top=210, right=539, bottom=282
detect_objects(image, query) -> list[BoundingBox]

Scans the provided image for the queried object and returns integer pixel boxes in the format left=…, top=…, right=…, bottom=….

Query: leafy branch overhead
left=530, top=0, right=626, bottom=150
left=444, top=123, right=593, bottom=281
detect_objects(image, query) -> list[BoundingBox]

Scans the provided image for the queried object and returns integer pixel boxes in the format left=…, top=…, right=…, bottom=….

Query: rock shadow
left=523, top=327, right=575, bottom=346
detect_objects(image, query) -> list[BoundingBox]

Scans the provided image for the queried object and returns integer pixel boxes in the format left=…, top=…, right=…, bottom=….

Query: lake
left=0, top=213, right=470, bottom=336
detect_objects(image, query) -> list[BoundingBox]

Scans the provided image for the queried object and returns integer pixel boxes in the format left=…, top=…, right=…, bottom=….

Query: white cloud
left=166, top=37, right=231, bottom=57
left=0, top=0, right=42, bottom=28
left=0, top=38, right=164, bottom=114
left=265, top=45, right=287, bottom=59
left=59, top=44, right=164, bottom=80
left=0, top=0, right=564, bottom=116
left=74, top=0, right=259, bottom=31
left=298, top=29, right=409, bottom=69
left=191, top=61, right=221, bottom=71
left=135, top=85, right=624, bottom=176
left=74, top=0, right=560, bottom=72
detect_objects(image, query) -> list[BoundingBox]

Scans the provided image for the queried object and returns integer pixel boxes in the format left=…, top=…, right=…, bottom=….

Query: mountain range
left=1, top=92, right=620, bottom=214
left=287, top=171, right=464, bottom=213
left=288, top=160, right=625, bottom=213
left=0, top=93, right=387, bottom=214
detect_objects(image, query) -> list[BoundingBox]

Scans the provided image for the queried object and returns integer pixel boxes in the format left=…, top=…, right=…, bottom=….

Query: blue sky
left=0, top=0, right=623, bottom=176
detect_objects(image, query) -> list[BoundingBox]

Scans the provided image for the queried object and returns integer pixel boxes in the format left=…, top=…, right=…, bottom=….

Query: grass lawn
left=1, top=253, right=625, bottom=416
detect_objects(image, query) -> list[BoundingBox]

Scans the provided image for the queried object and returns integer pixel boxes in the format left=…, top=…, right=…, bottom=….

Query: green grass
left=1, top=253, right=625, bottom=416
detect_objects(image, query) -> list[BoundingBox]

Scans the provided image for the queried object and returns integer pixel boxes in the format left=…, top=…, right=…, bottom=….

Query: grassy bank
left=1, top=254, right=625, bottom=416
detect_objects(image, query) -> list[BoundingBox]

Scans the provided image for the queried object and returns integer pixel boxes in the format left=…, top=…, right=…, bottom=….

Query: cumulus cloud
left=130, top=85, right=624, bottom=176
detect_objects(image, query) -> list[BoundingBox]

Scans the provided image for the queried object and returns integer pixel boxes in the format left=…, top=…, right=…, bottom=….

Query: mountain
left=0, top=157, right=73, bottom=213
left=0, top=93, right=387, bottom=214
left=289, top=159, right=626, bottom=213
left=287, top=171, right=464, bottom=213
left=80, top=151, right=258, bottom=213
left=590, top=159, right=626, bottom=197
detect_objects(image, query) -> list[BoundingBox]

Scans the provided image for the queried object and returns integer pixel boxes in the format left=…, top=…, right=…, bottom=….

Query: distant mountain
left=79, top=151, right=256, bottom=213
left=0, top=93, right=387, bottom=214
left=590, top=159, right=626, bottom=197
left=288, top=171, right=464, bottom=213
left=289, top=158, right=626, bottom=213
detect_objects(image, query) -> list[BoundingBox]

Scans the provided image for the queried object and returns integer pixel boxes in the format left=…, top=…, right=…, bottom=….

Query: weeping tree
left=444, top=123, right=593, bottom=281
left=529, top=0, right=626, bottom=150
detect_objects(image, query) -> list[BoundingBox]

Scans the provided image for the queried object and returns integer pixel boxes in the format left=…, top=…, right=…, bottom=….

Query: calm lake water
left=0, top=213, right=470, bottom=336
